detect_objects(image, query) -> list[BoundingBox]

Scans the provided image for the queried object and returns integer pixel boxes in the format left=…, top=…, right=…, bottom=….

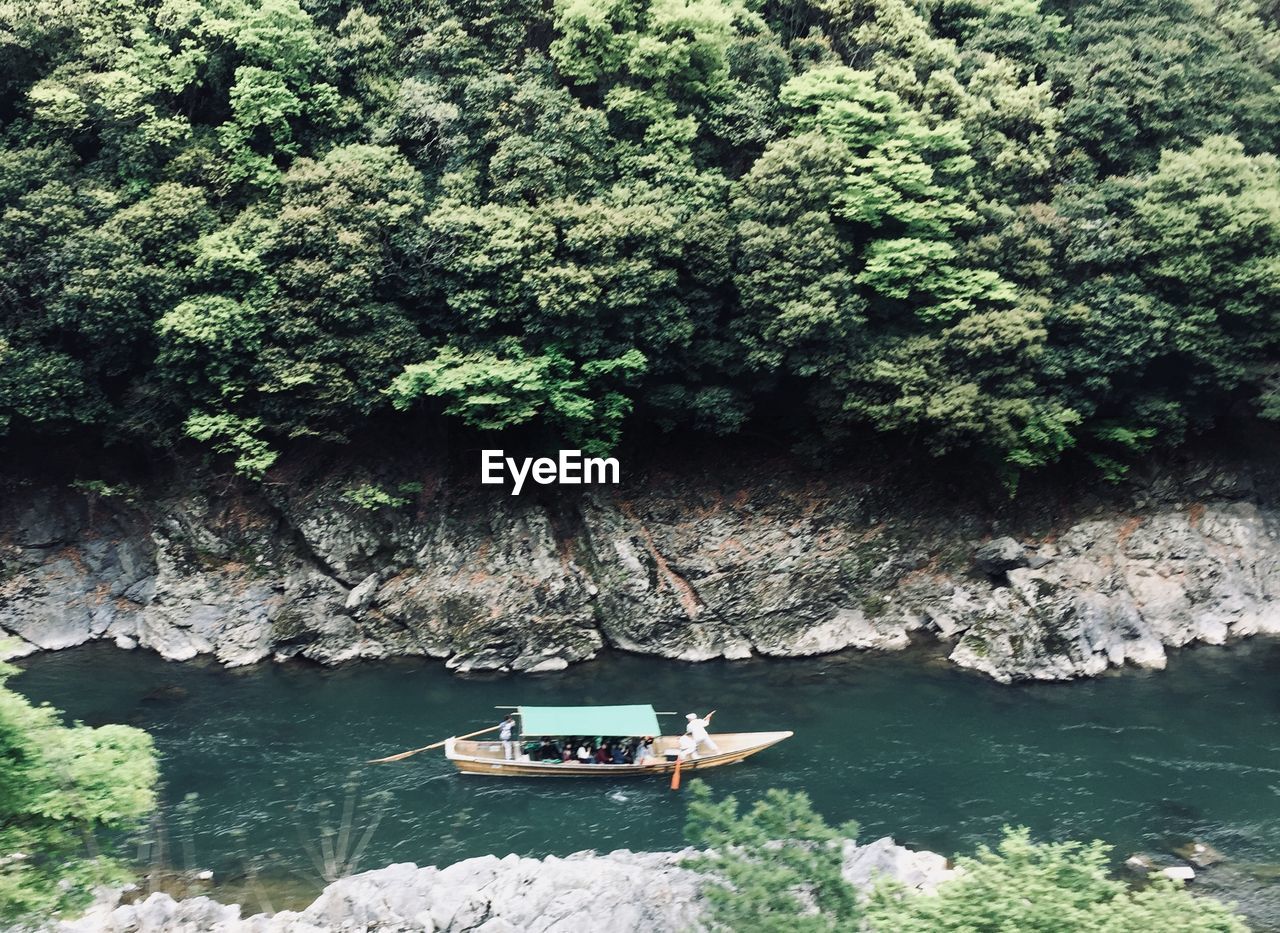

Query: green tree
left=1, top=0, right=1278, bottom=483
left=0, top=661, right=158, bottom=920
left=1051, top=0, right=1280, bottom=178
left=732, top=63, right=1068, bottom=473
left=731, top=131, right=864, bottom=374
left=684, top=781, right=860, bottom=932
left=839, top=304, right=1081, bottom=475
left=1044, top=136, right=1280, bottom=474
left=550, top=0, right=775, bottom=151
left=814, top=0, right=1065, bottom=200
left=153, top=143, right=429, bottom=466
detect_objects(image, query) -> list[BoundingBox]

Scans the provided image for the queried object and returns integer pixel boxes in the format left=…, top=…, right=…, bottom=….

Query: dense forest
left=1, top=0, right=1278, bottom=483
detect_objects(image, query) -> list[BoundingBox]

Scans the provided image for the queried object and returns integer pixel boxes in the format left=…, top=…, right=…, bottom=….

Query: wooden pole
left=367, top=725, right=502, bottom=764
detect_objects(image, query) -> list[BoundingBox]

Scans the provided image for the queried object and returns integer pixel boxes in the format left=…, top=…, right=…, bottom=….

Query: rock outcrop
left=949, top=502, right=1280, bottom=681
left=51, top=837, right=954, bottom=932
left=3, top=452, right=1278, bottom=682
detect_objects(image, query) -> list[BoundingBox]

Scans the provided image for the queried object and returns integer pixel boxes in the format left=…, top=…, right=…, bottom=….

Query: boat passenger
left=611, top=743, right=629, bottom=764
left=634, top=737, right=655, bottom=764
left=685, top=711, right=719, bottom=754
left=499, top=714, right=518, bottom=760
left=595, top=741, right=613, bottom=764
left=576, top=741, right=593, bottom=764
left=535, top=738, right=558, bottom=761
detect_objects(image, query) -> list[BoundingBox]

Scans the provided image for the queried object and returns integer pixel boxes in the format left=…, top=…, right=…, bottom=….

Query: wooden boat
left=443, top=704, right=792, bottom=778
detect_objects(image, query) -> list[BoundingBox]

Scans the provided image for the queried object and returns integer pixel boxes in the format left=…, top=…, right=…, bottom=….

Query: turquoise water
left=12, top=641, right=1280, bottom=924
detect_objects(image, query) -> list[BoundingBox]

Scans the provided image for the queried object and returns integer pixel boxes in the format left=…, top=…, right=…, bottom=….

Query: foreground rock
left=51, top=838, right=954, bottom=932
left=3, top=452, right=1279, bottom=682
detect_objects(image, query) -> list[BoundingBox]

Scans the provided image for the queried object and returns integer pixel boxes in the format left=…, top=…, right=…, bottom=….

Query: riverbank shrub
left=864, top=827, right=1247, bottom=933
left=0, top=0, right=1277, bottom=481
left=684, top=781, right=861, bottom=931
left=683, top=783, right=1247, bottom=932
left=0, top=660, right=158, bottom=921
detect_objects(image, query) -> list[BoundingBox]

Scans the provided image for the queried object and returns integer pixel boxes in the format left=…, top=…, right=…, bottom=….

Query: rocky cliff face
left=2, top=451, right=1278, bottom=682
left=50, top=837, right=953, bottom=932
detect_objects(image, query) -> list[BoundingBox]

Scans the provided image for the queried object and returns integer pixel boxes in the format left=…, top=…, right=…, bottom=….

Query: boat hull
left=445, top=731, right=792, bottom=778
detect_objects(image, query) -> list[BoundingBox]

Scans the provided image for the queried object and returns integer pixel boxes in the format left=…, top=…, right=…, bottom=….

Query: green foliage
left=550, top=0, right=763, bottom=136
left=684, top=780, right=860, bottom=931
left=0, top=0, right=1277, bottom=481
left=1052, top=0, right=1280, bottom=177
left=69, top=479, right=141, bottom=503
left=684, top=785, right=1247, bottom=932
left=840, top=305, right=1082, bottom=471
left=340, top=482, right=419, bottom=510
left=0, top=662, right=158, bottom=920
left=183, top=412, right=279, bottom=479
left=389, top=345, right=646, bottom=455
left=1044, top=136, right=1280, bottom=475
left=865, top=828, right=1247, bottom=932
left=731, top=131, right=863, bottom=373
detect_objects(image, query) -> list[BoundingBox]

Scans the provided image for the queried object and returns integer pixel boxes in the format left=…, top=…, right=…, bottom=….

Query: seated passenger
left=595, top=741, right=612, bottom=763
left=634, top=737, right=655, bottom=764
left=611, top=743, right=629, bottom=764
left=576, top=740, right=593, bottom=764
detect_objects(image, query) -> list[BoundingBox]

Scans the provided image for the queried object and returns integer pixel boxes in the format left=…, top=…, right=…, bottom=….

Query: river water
left=12, top=641, right=1280, bottom=924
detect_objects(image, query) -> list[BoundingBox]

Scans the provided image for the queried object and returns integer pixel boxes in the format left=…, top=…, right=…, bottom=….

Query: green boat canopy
left=518, top=704, right=662, bottom=737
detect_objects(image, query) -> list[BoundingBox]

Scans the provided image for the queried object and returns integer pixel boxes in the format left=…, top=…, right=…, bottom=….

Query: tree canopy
left=1, top=0, right=1277, bottom=479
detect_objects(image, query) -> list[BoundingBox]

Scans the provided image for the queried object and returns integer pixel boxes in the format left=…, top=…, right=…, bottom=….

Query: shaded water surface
left=13, top=641, right=1280, bottom=923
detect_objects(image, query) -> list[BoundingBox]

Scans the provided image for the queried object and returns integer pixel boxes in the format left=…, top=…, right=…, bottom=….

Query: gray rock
left=1174, top=841, right=1225, bottom=868
left=14, top=492, right=85, bottom=548
left=4, top=456, right=1280, bottom=685
left=1125, top=854, right=1156, bottom=873
left=973, top=537, right=1029, bottom=577
left=950, top=502, right=1280, bottom=681
left=48, top=838, right=952, bottom=933
left=61, top=892, right=242, bottom=932
left=843, top=836, right=956, bottom=894
left=344, top=572, right=381, bottom=613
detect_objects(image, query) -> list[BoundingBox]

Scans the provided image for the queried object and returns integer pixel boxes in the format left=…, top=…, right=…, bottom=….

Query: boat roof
left=517, top=704, right=661, bottom=737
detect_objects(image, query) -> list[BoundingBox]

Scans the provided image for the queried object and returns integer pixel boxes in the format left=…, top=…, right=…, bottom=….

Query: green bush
left=0, top=660, right=158, bottom=920
left=684, top=783, right=1247, bottom=932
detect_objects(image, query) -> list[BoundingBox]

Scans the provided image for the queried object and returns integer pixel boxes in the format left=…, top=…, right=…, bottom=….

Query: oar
left=670, top=755, right=682, bottom=791
left=367, top=725, right=501, bottom=764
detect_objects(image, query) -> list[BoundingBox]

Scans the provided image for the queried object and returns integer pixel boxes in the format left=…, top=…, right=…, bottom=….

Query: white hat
left=686, top=713, right=696, bottom=720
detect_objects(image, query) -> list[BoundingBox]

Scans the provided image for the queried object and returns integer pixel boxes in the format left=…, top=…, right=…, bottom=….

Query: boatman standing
left=499, top=714, right=517, bottom=760
left=685, top=710, right=719, bottom=754
left=678, top=732, right=698, bottom=761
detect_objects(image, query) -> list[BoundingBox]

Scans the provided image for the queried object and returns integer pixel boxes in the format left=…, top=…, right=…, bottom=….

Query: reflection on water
left=12, top=639, right=1280, bottom=924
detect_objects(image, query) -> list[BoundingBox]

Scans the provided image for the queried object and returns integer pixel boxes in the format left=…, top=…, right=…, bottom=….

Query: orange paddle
left=670, top=755, right=682, bottom=790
